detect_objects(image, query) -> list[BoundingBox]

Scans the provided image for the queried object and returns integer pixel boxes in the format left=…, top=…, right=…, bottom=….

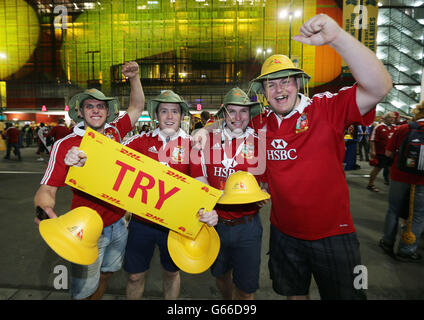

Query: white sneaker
left=37, top=157, right=44, bottom=161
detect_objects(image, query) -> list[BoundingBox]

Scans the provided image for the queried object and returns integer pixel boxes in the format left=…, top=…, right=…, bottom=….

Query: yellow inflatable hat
left=168, top=224, right=220, bottom=274
left=39, top=207, right=103, bottom=265
left=217, top=171, right=270, bottom=205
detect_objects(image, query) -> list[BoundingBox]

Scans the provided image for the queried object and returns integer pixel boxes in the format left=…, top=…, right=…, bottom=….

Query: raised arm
left=293, top=14, right=392, bottom=115
left=122, top=61, right=145, bottom=127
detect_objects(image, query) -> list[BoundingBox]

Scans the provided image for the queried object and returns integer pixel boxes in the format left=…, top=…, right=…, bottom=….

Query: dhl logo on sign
left=66, top=128, right=222, bottom=239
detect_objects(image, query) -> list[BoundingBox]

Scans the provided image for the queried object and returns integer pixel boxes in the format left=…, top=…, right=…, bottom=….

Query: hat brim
left=217, top=190, right=270, bottom=205
left=39, top=218, right=99, bottom=265
left=216, top=102, right=263, bottom=119
left=167, top=225, right=220, bottom=274
left=68, top=92, right=120, bottom=123
left=251, top=69, right=310, bottom=94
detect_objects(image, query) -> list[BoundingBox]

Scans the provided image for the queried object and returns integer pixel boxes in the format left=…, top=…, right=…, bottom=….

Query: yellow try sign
left=66, top=128, right=222, bottom=239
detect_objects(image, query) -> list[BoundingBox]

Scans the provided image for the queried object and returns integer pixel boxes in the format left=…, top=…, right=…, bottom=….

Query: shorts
left=124, top=218, right=179, bottom=274
left=211, top=214, right=262, bottom=294
left=69, top=217, right=128, bottom=300
left=268, top=225, right=367, bottom=300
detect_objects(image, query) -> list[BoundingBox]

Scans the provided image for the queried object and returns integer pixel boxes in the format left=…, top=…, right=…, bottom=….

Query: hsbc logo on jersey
left=267, top=139, right=297, bottom=161
left=270, top=139, right=287, bottom=149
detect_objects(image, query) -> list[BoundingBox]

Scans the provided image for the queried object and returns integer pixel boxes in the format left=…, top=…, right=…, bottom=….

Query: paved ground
left=0, top=146, right=423, bottom=300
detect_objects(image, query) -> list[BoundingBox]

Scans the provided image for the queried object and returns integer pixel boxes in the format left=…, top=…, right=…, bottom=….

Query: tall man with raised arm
left=249, top=14, right=392, bottom=300
left=194, top=14, right=392, bottom=300
left=34, top=61, right=145, bottom=300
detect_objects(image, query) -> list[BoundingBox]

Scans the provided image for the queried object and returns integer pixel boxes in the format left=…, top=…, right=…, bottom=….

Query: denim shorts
left=69, top=217, right=128, bottom=300
left=211, top=214, right=262, bottom=294
left=123, top=218, right=179, bottom=274
left=268, top=225, right=367, bottom=300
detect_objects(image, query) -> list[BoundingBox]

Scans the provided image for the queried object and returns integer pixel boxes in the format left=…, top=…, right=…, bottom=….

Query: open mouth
left=274, top=95, right=288, bottom=102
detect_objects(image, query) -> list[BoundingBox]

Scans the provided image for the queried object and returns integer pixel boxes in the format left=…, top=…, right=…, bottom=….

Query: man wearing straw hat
left=194, top=14, right=392, bottom=299
left=191, top=87, right=269, bottom=300
left=121, top=90, right=218, bottom=300
left=380, top=101, right=424, bottom=262
left=34, top=61, right=145, bottom=300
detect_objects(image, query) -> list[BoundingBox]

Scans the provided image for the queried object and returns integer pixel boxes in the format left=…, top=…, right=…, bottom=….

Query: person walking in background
left=367, top=112, right=397, bottom=192
left=37, top=123, right=50, bottom=161
left=379, top=101, right=424, bottom=262
left=47, top=118, right=71, bottom=146
left=3, top=123, right=22, bottom=161
left=357, top=125, right=372, bottom=162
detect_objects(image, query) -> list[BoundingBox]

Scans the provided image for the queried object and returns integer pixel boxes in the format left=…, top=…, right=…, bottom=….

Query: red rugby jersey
left=48, top=124, right=71, bottom=142
left=122, top=128, right=194, bottom=223
left=251, top=85, right=375, bottom=240
left=190, top=125, right=266, bottom=220
left=40, top=113, right=133, bottom=227
left=370, top=123, right=397, bottom=155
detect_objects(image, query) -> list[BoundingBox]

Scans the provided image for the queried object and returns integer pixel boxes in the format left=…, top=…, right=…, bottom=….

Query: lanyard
left=220, top=128, right=247, bottom=170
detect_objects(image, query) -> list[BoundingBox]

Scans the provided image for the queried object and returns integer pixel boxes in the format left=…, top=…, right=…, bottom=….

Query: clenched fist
left=64, top=146, right=87, bottom=167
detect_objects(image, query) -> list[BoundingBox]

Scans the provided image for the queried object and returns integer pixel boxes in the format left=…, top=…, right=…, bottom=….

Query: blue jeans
left=382, top=181, right=424, bottom=255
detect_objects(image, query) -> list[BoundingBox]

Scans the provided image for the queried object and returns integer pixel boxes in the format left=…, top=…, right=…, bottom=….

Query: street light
left=278, top=8, right=302, bottom=59
left=256, top=48, right=273, bottom=60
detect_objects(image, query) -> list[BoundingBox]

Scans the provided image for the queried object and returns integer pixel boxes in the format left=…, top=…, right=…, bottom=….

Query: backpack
left=397, top=122, right=424, bottom=175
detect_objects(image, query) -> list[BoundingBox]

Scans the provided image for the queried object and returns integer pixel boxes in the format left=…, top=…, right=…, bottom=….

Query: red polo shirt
left=48, top=124, right=71, bottom=141
left=123, top=128, right=194, bottom=223
left=370, top=123, right=396, bottom=155
left=6, top=127, right=20, bottom=144
left=191, top=126, right=265, bottom=220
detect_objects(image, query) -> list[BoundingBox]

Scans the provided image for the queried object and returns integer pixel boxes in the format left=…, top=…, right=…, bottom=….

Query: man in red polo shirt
left=122, top=90, right=217, bottom=300
left=4, top=123, right=21, bottom=161
left=367, top=112, right=397, bottom=191
left=247, top=14, right=392, bottom=300
left=185, top=14, right=394, bottom=300
left=194, top=14, right=392, bottom=299
left=34, top=61, right=145, bottom=300
left=191, top=87, right=267, bottom=300
left=47, top=118, right=71, bottom=145
left=380, top=102, right=424, bottom=262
